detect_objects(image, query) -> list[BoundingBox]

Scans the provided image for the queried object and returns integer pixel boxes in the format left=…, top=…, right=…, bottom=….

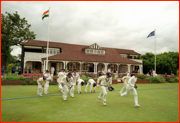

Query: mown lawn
left=1, top=83, right=179, bottom=122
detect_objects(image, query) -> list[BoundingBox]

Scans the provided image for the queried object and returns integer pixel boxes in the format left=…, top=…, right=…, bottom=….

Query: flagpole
left=46, top=7, right=50, bottom=71
left=154, top=29, right=156, bottom=73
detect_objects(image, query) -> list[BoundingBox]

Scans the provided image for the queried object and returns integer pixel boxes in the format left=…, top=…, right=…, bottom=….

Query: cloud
left=1, top=1, right=179, bottom=56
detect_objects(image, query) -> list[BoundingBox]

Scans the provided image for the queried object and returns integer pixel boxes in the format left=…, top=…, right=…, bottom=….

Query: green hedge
left=137, top=74, right=147, bottom=79
left=22, top=79, right=58, bottom=85
left=167, top=77, right=179, bottom=83
left=149, top=76, right=165, bottom=83
left=2, top=75, right=25, bottom=81
left=6, top=73, right=18, bottom=76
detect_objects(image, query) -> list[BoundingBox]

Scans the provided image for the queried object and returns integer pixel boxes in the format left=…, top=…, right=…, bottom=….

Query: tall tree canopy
left=141, top=52, right=179, bottom=75
left=1, top=11, right=36, bottom=68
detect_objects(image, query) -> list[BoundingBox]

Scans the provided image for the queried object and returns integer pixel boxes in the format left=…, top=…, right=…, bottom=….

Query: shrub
left=7, top=73, right=18, bottom=76
left=137, top=74, right=147, bottom=79
left=22, top=79, right=30, bottom=85
left=17, top=75, right=25, bottom=80
left=145, top=76, right=152, bottom=80
left=22, top=81, right=27, bottom=85
left=5, top=76, right=19, bottom=81
left=149, top=76, right=165, bottom=83
left=7, top=63, right=14, bottom=71
left=166, top=77, right=171, bottom=83
left=49, top=81, right=58, bottom=85
left=168, top=77, right=179, bottom=83
left=29, top=81, right=35, bottom=85
left=172, top=78, right=178, bottom=83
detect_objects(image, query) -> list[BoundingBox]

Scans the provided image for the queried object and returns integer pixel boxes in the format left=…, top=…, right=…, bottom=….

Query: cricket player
left=44, top=70, right=53, bottom=94
left=97, top=72, right=112, bottom=106
left=120, top=73, right=140, bottom=107
left=119, top=75, right=130, bottom=94
left=61, top=72, right=75, bottom=100
left=51, top=67, right=55, bottom=75
left=37, top=76, right=47, bottom=96
left=57, top=69, right=65, bottom=93
left=85, top=79, right=96, bottom=93
left=77, top=79, right=85, bottom=94
left=72, top=69, right=80, bottom=94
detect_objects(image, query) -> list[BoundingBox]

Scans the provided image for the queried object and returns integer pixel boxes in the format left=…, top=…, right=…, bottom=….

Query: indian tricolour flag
left=42, top=10, right=49, bottom=20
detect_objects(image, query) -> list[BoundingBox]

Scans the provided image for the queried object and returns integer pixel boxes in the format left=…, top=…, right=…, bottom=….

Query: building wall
left=25, top=61, right=32, bottom=72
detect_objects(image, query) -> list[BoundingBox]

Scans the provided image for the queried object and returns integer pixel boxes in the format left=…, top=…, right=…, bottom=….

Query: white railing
left=24, top=52, right=54, bottom=60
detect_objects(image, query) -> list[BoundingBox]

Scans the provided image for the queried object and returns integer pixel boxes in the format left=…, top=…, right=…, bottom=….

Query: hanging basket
left=87, top=64, right=90, bottom=67
left=72, top=63, right=76, bottom=66
left=111, top=65, right=114, bottom=67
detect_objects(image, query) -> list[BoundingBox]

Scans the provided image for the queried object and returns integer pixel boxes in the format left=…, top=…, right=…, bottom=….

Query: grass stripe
left=1, top=86, right=178, bottom=101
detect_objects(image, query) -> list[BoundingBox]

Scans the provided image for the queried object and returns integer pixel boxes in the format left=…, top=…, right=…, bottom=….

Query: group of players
left=37, top=69, right=140, bottom=107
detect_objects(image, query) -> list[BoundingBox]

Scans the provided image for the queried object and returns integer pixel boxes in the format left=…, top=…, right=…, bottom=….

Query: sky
left=1, top=1, right=179, bottom=57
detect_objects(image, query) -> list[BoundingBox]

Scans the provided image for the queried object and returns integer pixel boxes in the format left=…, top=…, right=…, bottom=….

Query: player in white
left=127, top=72, right=130, bottom=76
left=120, top=73, right=140, bottom=107
left=72, top=69, right=80, bottom=93
left=37, top=76, right=47, bottom=96
left=44, top=70, right=53, bottom=94
left=51, top=67, right=55, bottom=75
left=77, top=79, right=85, bottom=94
left=119, top=75, right=130, bottom=94
left=85, top=79, right=96, bottom=93
left=57, top=69, right=65, bottom=93
left=97, top=72, right=112, bottom=106
left=61, top=72, right=75, bottom=100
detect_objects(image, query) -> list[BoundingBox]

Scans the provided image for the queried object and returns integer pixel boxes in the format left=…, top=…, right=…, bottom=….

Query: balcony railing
left=24, top=52, right=54, bottom=59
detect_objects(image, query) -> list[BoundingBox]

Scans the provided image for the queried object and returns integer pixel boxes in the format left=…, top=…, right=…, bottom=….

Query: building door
left=32, top=62, right=41, bottom=73
left=135, top=66, right=139, bottom=72
left=51, top=63, right=56, bottom=75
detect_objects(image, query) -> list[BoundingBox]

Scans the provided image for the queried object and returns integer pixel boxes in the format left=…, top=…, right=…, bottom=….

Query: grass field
left=1, top=83, right=179, bottom=122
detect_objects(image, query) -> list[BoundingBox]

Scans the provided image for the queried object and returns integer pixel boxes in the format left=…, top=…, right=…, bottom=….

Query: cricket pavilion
left=20, top=40, right=143, bottom=75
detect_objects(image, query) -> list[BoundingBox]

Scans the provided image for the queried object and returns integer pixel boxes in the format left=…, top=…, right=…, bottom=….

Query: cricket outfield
left=1, top=83, right=179, bottom=122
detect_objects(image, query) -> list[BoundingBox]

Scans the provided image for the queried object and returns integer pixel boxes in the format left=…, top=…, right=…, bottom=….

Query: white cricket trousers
left=37, top=84, right=43, bottom=95
left=57, top=78, right=64, bottom=92
left=59, top=84, right=63, bottom=92
left=121, top=85, right=139, bottom=105
left=99, top=86, right=108, bottom=102
left=44, top=81, right=49, bottom=93
left=71, top=85, right=75, bottom=95
left=77, top=84, right=81, bottom=93
left=85, top=82, right=92, bottom=92
left=119, top=84, right=127, bottom=94
left=62, top=85, right=74, bottom=99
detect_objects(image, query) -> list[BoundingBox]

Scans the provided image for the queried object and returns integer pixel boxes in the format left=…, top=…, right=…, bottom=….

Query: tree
left=1, top=11, right=36, bottom=68
left=17, top=54, right=21, bottom=60
left=141, top=52, right=179, bottom=75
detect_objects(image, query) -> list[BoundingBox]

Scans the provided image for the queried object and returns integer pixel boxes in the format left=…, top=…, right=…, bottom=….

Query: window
left=45, top=49, right=60, bottom=55
left=101, top=50, right=104, bottom=54
left=86, top=49, right=89, bottom=53
left=90, top=49, right=93, bottom=53
left=85, top=48, right=105, bottom=55
left=121, top=54, right=127, bottom=58
left=93, top=50, right=97, bottom=54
